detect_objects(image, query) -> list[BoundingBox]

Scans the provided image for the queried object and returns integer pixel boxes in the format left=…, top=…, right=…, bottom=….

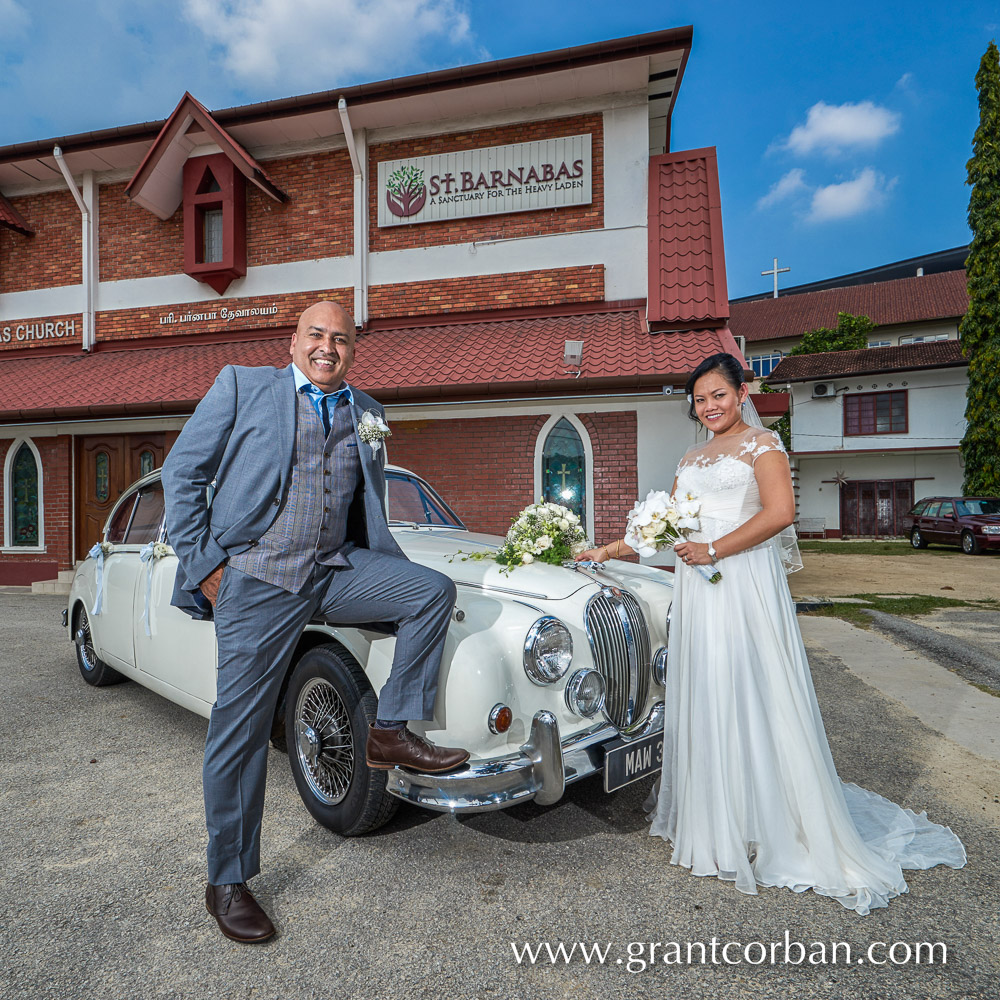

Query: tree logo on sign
left=385, top=165, right=427, bottom=218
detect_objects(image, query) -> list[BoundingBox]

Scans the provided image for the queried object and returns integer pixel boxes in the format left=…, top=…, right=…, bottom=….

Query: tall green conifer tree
left=960, top=41, right=1000, bottom=494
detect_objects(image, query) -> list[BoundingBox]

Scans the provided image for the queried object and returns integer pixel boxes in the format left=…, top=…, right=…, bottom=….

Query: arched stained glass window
left=12, top=443, right=39, bottom=546
left=542, top=418, right=586, bottom=528
left=139, top=450, right=155, bottom=477
left=95, top=452, right=109, bottom=502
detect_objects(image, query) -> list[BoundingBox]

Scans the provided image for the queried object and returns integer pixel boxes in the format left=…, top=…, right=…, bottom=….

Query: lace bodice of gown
left=675, top=427, right=786, bottom=533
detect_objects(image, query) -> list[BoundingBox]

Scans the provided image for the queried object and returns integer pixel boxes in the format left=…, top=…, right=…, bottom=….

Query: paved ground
left=2, top=594, right=999, bottom=1000
left=789, top=549, right=1000, bottom=601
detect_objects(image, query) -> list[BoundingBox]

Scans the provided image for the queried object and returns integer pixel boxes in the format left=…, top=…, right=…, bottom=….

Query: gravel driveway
left=1, top=593, right=998, bottom=1000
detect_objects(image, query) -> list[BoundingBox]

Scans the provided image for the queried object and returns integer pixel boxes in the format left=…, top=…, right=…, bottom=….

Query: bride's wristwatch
left=707, top=541, right=718, bottom=563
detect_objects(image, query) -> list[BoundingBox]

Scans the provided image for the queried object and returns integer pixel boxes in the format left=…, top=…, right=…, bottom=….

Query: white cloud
left=807, top=168, right=895, bottom=222
left=756, top=168, right=807, bottom=209
left=780, top=100, right=901, bottom=156
left=183, top=0, right=473, bottom=88
left=0, top=0, right=29, bottom=36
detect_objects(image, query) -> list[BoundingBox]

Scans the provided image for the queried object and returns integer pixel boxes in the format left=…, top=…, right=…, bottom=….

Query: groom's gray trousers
left=205, top=546, right=456, bottom=885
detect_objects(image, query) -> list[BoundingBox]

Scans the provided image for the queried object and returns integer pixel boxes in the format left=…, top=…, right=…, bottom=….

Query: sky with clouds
left=0, top=0, right=995, bottom=297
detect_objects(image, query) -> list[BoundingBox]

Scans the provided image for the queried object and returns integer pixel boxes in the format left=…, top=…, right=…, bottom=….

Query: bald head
left=290, top=300, right=356, bottom=392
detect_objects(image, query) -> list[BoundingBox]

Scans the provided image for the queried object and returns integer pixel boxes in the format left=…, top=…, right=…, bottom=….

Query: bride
left=577, top=352, right=966, bottom=914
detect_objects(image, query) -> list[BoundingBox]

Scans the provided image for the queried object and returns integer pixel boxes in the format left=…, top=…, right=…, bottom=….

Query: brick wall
left=95, top=288, right=353, bottom=343
left=369, top=113, right=604, bottom=253
left=387, top=415, right=546, bottom=536
left=247, top=150, right=353, bottom=268
left=579, top=412, right=638, bottom=551
left=99, top=181, right=184, bottom=280
left=0, top=435, right=73, bottom=582
left=369, top=265, right=604, bottom=320
left=386, top=409, right=637, bottom=548
left=98, top=150, right=355, bottom=283
left=0, top=190, right=81, bottom=293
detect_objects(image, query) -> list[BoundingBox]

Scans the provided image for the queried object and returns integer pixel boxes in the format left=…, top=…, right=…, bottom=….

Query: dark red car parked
left=903, top=497, right=1000, bottom=554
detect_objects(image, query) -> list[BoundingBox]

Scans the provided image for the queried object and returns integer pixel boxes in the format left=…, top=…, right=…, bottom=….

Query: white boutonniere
left=358, top=409, right=391, bottom=454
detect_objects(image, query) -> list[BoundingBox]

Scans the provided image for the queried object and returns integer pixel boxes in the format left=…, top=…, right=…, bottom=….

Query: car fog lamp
left=565, top=669, right=606, bottom=718
left=652, top=646, right=668, bottom=687
left=523, top=617, right=573, bottom=685
left=488, top=704, right=513, bottom=734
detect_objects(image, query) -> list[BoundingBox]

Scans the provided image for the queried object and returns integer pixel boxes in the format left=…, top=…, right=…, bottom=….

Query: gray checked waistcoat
left=228, top=392, right=361, bottom=593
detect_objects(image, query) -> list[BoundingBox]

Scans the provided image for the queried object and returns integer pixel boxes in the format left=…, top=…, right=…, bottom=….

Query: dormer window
left=182, top=153, right=247, bottom=294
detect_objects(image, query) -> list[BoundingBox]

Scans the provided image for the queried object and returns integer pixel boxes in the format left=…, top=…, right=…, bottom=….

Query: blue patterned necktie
left=300, top=384, right=350, bottom=435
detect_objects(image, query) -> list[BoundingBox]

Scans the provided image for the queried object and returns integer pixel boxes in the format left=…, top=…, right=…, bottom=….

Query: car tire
left=284, top=642, right=399, bottom=836
left=73, top=604, right=125, bottom=687
left=910, top=527, right=928, bottom=549
left=961, top=530, right=981, bottom=555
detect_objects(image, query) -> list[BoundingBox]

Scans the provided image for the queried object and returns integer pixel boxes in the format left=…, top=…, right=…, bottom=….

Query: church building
left=0, top=26, right=740, bottom=585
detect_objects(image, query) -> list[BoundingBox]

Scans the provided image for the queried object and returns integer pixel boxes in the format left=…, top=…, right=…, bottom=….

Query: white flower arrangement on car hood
left=451, top=500, right=589, bottom=574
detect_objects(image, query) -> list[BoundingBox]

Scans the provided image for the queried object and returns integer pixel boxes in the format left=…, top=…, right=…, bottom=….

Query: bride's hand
left=674, top=541, right=713, bottom=566
left=575, top=545, right=609, bottom=563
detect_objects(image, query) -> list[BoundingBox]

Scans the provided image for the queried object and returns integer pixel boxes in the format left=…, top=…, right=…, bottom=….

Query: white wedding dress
left=647, top=426, right=966, bottom=914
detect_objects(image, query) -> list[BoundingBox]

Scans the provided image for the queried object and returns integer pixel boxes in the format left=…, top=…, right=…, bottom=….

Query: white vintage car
left=66, top=466, right=671, bottom=835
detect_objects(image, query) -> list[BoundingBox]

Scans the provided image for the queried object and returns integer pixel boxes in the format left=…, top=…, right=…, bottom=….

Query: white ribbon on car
left=88, top=543, right=106, bottom=615
left=138, top=541, right=167, bottom=637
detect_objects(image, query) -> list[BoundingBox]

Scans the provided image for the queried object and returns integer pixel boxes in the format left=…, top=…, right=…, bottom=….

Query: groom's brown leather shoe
left=366, top=725, right=470, bottom=773
left=205, top=882, right=276, bottom=943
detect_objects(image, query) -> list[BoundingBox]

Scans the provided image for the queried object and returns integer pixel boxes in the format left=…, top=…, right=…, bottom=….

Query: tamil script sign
left=377, top=134, right=592, bottom=227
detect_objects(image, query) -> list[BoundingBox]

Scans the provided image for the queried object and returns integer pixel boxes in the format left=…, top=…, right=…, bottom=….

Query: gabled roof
left=647, top=147, right=729, bottom=327
left=124, top=93, right=287, bottom=220
left=730, top=270, right=969, bottom=344
left=0, top=309, right=737, bottom=420
left=766, top=340, right=967, bottom=384
left=0, top=191, right=33, bottom=235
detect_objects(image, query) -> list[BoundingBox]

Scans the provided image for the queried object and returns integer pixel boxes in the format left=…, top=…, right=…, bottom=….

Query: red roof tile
left=730, top=270, right=969, bottom=344
left=647, top=147, right=729, bottom=326
left=766, top=340, right=967, bottom=383
left=0, top=310, right=735, bottom=420
left=0, top=192, right=33, bottom=235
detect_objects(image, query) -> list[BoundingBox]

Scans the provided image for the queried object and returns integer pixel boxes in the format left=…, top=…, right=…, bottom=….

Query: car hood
left=964, top=515, right=1000, bottom=525
left=390, top=526, right=673, bottom=601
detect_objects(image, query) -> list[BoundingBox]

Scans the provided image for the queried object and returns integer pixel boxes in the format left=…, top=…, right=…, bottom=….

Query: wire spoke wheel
left=294, top=676, right=354, bottom=805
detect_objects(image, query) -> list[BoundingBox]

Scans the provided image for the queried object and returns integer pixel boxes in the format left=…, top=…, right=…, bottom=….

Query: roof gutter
left=338, top=98, right=368, bottom=327
left=53, top=146, right=96, bottom=352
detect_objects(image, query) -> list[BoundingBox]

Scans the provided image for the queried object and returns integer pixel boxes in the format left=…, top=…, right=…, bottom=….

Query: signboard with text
left=377, top=134, right=592, bottom=227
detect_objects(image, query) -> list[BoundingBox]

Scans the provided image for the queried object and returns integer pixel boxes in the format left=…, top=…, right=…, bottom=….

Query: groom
left=162, top=300, right=469, bottom=943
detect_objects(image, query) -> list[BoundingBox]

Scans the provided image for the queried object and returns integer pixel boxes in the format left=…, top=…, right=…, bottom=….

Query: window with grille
left=844, top=390, right=908, bottom=435
left=749, top=352, right=783, bottom=377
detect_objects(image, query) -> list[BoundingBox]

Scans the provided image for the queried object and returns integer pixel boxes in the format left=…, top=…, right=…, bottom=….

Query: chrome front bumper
left=385, top=702, right=665, bottom=813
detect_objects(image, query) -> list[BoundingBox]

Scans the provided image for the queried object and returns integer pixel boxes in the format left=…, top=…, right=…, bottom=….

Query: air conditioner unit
left=812, top=382, right=836, bottom=398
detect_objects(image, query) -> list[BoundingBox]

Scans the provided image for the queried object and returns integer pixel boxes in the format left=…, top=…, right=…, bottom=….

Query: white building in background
left=766, top=342, right=968, bottom=538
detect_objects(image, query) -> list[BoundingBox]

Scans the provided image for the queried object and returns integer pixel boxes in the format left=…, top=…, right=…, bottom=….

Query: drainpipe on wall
left=53, top=147, right=96, bottom=352
left=337, top=99, right=368, bottom=327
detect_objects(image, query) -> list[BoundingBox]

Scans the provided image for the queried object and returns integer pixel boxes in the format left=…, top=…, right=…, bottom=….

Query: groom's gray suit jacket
left=162, top=363, right=403, bottom=619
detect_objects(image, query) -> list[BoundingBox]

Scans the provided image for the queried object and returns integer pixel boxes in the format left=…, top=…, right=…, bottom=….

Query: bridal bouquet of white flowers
left=624, top=489, right=722, bottom=584
left=452, top=500, right=589, bottom=574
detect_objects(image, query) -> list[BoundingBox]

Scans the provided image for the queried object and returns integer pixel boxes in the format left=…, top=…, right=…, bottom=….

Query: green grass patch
left=801, top=593, right=999, bottom=629
left=798, top=540, right=960, bottom=556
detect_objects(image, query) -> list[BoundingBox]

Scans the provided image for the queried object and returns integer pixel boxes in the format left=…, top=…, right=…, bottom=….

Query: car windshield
left=957, top=499, right=1000, bottom=516
left=387, top=471, right=465, bottom=528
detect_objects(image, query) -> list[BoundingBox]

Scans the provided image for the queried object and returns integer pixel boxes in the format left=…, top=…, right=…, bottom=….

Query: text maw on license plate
left=603, top=730, right=663, bottom=793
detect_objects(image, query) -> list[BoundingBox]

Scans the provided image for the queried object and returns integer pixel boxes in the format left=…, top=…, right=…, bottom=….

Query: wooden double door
left=840, top=479, right=914, bottom=538
left=76, top=433, right=170, bottom=560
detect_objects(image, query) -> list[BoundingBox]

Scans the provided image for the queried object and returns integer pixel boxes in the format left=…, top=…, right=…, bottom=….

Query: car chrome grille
left=584, top=588, right=651, bottom=730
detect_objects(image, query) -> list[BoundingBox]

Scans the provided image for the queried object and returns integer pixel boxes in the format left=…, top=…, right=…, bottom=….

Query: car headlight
left=523, top=617, right=573, bottom=685
left=565, top=669, right=606, bottom=717
left=652, top=646, right=668, bottom=687
left=982, top=525, right=1000, bottom=535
